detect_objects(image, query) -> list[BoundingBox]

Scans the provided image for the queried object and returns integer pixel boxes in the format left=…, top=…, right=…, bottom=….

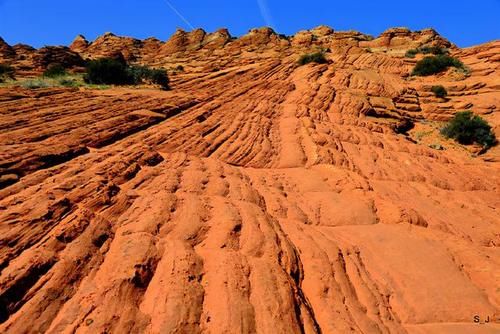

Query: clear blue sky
left=0, top=0, right=499, bottom=48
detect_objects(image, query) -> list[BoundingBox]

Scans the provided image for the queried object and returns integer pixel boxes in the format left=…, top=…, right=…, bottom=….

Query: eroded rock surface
left=0, top=27, right=499, bottom=334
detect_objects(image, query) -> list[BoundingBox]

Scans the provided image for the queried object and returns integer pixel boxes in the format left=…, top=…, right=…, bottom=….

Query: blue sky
left=0, top=0, right=499, bottom=48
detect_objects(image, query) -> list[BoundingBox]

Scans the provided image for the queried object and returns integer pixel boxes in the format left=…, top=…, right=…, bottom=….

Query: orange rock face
left=0, top=27, right=499, bottom=333
left=69, top=34, right=89, bottom=54
left=0, top=37, right=15, bottom=60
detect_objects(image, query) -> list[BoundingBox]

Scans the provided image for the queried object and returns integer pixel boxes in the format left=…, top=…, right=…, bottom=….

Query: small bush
left=394, top=119, right=415, bottom=134
left=0, top=64, right=14, bottom=75
left=431, top=85, right=447, bottom=98
left=84, top=59, right=169, bottom=89
left=58, top=78, right=80, bottom=87
left=405, top=46, right=447, bottom=58
left=126, top=65, right=150, bottom=84
left=84, top=58, right=133, bottom=85
left=0, top=64, right=15, bottom=80
left=412, top=55, right=464, bottom=76
left=149, top=69, right=169, bottom=90
left=175, top=65, right=184, bottom=72
left=419, top=46, right=447, bottom=55
left=441, top=111, right=497, bottom=148
left=43, top=63, right=67, bottom=78
left=405, top=49, right=418, bottom=58
left=21, top=79, right=51, bottom=89
left=298, top=52, right=327, bottom=66
left=127, top=65, right=169, bottom=89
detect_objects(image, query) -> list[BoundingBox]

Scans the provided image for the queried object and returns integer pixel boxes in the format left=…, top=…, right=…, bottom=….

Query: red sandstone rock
left=0, top=37, right=15, bottom=60
left=83, top=32, right=144, bottom=62
left=0, top=27, right=499, bottom=334
left=31, top=46, right=85, bottom=69
left=202, top=28, right=232, bottom=49
left=160, top=28, right=207, bottom=55
left=360, top=27, right=453, bottom=52
left=69, top=34, right=89, bottom=53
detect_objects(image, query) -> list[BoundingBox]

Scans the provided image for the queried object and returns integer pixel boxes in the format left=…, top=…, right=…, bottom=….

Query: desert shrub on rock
left=394, top=119, right=415, bottom=134
left=84, top=58, right=169, bottom=89
left=148, top=69, right=169, bottom=90
left=127, top=65, right=169, bottom=90
left=412, top=55, right=465, bottom=76
left=0, top=63, right=15, bottom=80
left=58, top=78, right=79, bottom=87
left=21, top=79, right=52, bottom=89
left=405, top=46, right=448, bottom=58
left=298, top=52, right=327, bottom=65
left=126, top=65, right=150, bottom=83
left=441, top=111, right=496, bottom=148
left=418, top=46, right=448, bottom=55
left=43, top=63, right=67, bottom=78
left=84, top=58, right=133, bottom=85
left=431, top=85, right=447, bottom=98
left=405, top=49, right=418, bottom=58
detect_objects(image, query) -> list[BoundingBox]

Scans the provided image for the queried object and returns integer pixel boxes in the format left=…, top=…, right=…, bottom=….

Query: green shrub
left=418, top=46, right=447, bottom=55
left=149, top=69, right=169, bottom=90
left=0, top=64, right=14, bottom=75
left=127, top=65, right=169, bottom=89
left=43, top=63, right=67, bottom=78
left=405, top=49, right=418, bottom=58
left=298, top=52, right=327, bottom=66
left=58, top=78, right=80, bottom=87
left=394, top=119, right=415, bottom=134
left=0, top=64, right=15, bottom=80
left=126, top=65, right=149, bottom=84
left=441, top=111, right=496, bottom=148
left=431, top=85, right=447, bottom=98
left=406, top=46, right=448, bottom=58
left=84, top=59, right=169, bottom=89
left=84, top=58, right=133, bottom=85
left=21, top=79, right=51, bottom=89
left=412, top=55, right=464, bottom=76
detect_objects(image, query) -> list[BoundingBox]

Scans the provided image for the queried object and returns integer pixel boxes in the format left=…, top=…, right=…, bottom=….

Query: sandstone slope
left=0, top=27, right=499, bottom=334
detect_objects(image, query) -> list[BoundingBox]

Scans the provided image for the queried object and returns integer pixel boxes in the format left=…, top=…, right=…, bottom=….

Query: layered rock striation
left=0, top=26, right=499, bottom=334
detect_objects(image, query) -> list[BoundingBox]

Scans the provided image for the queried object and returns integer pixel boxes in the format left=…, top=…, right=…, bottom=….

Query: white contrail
left=163, top=0, right=195, bottom=30
left=257, top=0, right=276, bottom=29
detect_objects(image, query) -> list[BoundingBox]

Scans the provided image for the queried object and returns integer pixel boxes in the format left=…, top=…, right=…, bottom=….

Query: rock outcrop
left=31, top=46, right=85, bottom=69
left=0, top=26, right=459, bottom=73
left=235, top=27, right=288, bottom=49
left=0, top=26, right=499, bottom=334
left=69, top=34, right=89, bottom=54
left=0, top=37, right=15, bottom=61
left=360, top=27, right=453, bottom=54
left=12, top=44, right=35, bottom=55
left=80, top=32, right=144, bottom=61
left=202, top=28, right=233, bottom=49
left=159, top=28, right=234, bottom=56
left=159, top=28, right=207, bottom=55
